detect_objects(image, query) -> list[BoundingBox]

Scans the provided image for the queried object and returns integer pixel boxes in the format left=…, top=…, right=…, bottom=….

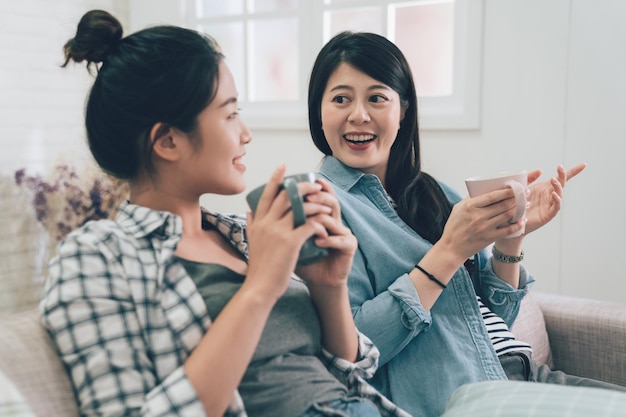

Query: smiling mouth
left=344, top=134, right=376, bottom=144
left=233, top=155, right=246, bottom=166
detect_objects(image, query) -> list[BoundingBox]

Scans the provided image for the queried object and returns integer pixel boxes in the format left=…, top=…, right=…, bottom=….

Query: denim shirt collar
left=320, top=155, right=375, bottom=191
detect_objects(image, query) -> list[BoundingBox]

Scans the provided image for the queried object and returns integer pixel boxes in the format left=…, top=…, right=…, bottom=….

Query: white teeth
left=344, top=134, right=375, bottom=142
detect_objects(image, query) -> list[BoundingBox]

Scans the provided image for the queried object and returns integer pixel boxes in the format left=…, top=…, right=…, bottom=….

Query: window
left=185, top=0, right=483, bottom=130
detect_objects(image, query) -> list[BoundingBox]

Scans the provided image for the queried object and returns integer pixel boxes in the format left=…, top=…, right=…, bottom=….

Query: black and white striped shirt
left=477, top=296, right=532, bottom=356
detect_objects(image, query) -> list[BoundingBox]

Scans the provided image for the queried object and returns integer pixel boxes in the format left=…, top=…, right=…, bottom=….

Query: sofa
left=0, top=291, right=625, bottom=417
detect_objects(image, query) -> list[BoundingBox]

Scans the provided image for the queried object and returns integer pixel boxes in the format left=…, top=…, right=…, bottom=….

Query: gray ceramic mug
left=246, top=172, right=329, bottom=265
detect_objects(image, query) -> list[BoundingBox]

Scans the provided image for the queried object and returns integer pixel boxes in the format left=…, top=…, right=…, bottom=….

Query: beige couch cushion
left=510, top=292, right=552, bottom=367
left=0, top=309, right=78, bottom=417
left=534, top=292, right=626, bottom=386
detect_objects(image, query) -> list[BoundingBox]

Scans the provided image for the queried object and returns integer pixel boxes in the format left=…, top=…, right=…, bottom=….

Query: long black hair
left=62, top=10, right=224, bottom=180
left=308, top=31, right=452, bottom=244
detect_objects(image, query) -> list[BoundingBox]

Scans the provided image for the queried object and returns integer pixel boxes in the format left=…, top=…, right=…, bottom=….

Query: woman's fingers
left=551, top=176, right=564, bottom=197
left=526, top=169, right=543, bottom=186
left=307, top=213, right=356, bottom=253
left=253, top=164, right=287, bottom=217
left=458, top=192, right=524, bottom=239
left=256, top=178, right=323, bottom=222
left=471, top=188, right=521, bottom=220
left=252, top=174, right=346, bottom=250
left=564, top=163, right=587, bottom=184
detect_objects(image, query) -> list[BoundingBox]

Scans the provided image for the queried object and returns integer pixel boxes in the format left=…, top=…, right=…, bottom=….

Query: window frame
left=181, top=0, right=483, bottom=131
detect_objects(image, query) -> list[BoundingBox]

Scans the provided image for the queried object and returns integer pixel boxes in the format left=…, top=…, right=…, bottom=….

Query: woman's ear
left=150, top=123, right=179, bottom=161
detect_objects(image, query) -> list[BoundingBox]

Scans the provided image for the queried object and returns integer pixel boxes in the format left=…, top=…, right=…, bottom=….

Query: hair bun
left=63, top=10, right=123, bottom=67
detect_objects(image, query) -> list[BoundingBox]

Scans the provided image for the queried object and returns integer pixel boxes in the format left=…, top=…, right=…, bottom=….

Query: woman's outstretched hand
left=524, top=163, right=587, bottom=235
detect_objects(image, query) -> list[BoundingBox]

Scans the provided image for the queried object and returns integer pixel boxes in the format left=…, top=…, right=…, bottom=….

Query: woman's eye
left=370, top=94, right=387, bottom=103
left=332, top=96, right=348, bottom=104
left=228, top=108, right=242, bottom=119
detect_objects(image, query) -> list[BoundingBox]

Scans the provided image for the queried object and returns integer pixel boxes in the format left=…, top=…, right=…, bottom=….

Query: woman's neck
left=129, top=179, right=204, bottom=236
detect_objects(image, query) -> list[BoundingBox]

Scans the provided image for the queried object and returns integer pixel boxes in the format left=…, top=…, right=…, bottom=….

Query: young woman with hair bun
left=42, top=11, right=410, bottom=417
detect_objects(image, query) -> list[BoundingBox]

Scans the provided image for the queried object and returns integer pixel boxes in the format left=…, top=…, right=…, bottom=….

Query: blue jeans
left=298, top=397, right=382, bottom=417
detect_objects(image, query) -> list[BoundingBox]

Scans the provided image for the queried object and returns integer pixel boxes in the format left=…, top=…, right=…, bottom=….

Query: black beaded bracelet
left=492, top=246, right=524, bottom=263
left=415, top=264, right=447, bottom=289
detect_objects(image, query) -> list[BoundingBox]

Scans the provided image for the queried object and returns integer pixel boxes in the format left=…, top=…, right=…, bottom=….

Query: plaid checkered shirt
left=40, top=202, right=410, bottom=417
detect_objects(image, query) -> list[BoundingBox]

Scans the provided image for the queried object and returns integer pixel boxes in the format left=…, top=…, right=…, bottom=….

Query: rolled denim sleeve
left=349, top=250, right=431, bottom=366
left=478, top=250, right=536, bottom=328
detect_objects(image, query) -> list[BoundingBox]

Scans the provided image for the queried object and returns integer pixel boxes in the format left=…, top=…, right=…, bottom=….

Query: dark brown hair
left=307, top=31, right=452, bottom=244
left=63, top=10, right=224, bottom=180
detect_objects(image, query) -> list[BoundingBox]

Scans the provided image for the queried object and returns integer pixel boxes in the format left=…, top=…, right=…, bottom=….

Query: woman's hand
left=245, top=165, right=331, bottom=301
left=437, top=187, right=526, bottom=265
left=295, top=179, right=359, bottom=361
left=295, top=179, right=358, bottom=287
left=524, top=163, right=587, bottom=235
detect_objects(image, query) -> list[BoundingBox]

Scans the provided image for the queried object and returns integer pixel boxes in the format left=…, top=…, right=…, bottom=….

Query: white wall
left=0, top=0, right=129, bottom=314
left=0, top=0, right=623, bottom=306
left=424, top=0, right=626, bottom=303
left=559, top=0, right=626, bottom=301
left=0, top=0, right=129, bottom=176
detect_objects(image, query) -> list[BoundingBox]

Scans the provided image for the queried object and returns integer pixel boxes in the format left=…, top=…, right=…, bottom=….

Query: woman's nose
left=241, top=122, right=252, bottom=144
left=348, top=101, right=371, bottom=124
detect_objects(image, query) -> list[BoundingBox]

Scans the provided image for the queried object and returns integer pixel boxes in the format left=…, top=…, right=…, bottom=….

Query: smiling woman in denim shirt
left=307, top=31, right=624, bottom=417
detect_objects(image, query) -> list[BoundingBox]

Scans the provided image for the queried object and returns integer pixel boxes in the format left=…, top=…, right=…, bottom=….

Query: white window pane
left=324, top=8, right=383, bottom=41
left=392, top=1, right=454, bottom=97
left=200, top=23, right=247, bottom=101
left=250, top=0, right=299, bottom=13
left=198, top=0, right=244, bottom=17
left=249, top=18, right=299, bottom=101
left=324, top=0, right=361, bottom=4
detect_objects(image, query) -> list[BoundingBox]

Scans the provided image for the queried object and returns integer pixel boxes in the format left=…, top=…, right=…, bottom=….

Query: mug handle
left=505, top=180, right=527, bottom=223
left=282, top=178, right=306, bottom=227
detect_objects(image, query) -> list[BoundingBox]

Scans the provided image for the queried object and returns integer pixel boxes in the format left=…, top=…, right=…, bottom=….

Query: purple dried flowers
left=14, top=165, right=129, bottom=242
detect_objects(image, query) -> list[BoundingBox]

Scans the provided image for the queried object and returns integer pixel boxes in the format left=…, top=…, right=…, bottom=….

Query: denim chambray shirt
left=319, top=156, right=535, bottom=417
